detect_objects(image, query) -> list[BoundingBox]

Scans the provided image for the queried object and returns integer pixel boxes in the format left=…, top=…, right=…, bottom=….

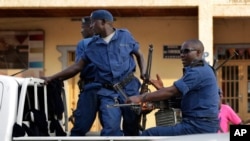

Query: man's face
left=180, top=42, right=199, bottom=67
left=81, top=23, right=94, bottom=38
left=90, top=19, right=104, bottom=36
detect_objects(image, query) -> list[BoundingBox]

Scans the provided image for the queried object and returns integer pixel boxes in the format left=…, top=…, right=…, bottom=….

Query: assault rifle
left=214, top=50, right=239, bottom=71
left=140, top=44, right=153, bottom=97
left=139, top=44, right=154, bottom=130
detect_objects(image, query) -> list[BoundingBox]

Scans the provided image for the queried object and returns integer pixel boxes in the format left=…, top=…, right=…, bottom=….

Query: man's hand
left=150, top=74, right=163, bottom=90
left=40, top=76, right=53, bottom=85
left=127, top=95, right=142, bottom=104
left=140, top=73, right=145, bottom=80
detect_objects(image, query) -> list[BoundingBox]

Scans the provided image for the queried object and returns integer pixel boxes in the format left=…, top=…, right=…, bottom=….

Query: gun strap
left=112, top=72, right=134, bottom=99
left=102, top=72, right=134, bottom=90
left=118, top=72, right=134, bottom=88
left=113, top=84, right=129, bottom=100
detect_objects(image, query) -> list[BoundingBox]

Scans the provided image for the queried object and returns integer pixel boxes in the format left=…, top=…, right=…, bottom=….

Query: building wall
left=2, top=16, right=250, bottom=128
left=0, top=16, right=197, bottom=81
left=0, top=0, right=200, bottom=7
left=0, top=17, right=198, bottom=129
left=1, top=1, right=250, bottom=80
left=214, top=18, right=250, bottom=44
left=3, top=17, right=250, bottom=84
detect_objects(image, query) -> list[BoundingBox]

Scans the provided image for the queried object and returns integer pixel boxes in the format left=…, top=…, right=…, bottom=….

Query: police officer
left=41, top=10, right=145, bottom=136
left=70, top=16, right=99, bottom=136
left=86, top=9, right=145, bottom=136
left=128, top=39, right=220, bottom=136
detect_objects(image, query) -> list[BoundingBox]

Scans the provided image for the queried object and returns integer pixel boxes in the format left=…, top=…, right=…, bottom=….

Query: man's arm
left=41, top=60, right=85, bottom=84
left=128, top=84, right=180, bottom=104
left=133, top=49, right=145, bottom=79
left=75, top=43, right=84, bottom=62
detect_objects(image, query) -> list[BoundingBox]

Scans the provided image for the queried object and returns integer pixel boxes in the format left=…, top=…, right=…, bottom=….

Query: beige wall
left=114, top=17, right=198, bottom=84
left=1, top=0, right=200, bottom=7
left=2, top=16, right=250, bottom=128
left=214, top=18, right=250, bottom=44
left=0, top=18, right=81, bottom=75
left=1, top=17, right=249, bottom=81
left=0, top=16, right=197, bottom=82
left=0, top=17, right=198, bottom=129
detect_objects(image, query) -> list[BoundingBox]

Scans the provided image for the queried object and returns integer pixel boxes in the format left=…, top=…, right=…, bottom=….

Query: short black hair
left=81, top=16, right=91, bottom=25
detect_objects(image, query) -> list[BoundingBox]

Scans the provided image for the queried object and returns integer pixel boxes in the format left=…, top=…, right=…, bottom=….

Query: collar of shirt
left=102, top=31, right=115, bottom=43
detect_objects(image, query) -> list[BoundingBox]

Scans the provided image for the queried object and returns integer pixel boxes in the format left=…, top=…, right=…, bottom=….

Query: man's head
left=90, top=10, right=113, bottom=22
left=81, top=16, right=94, bottom=38
left=89, top=10, right=114, bottom=36
left=180, top=39, right=204, bottom=67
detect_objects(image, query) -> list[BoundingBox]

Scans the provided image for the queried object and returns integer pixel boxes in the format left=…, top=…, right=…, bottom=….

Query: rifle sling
left=102, top=72, right=134, bottom=90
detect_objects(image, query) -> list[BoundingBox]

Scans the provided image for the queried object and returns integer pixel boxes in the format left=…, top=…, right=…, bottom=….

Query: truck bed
left=13, top=133, right=229, bottom=141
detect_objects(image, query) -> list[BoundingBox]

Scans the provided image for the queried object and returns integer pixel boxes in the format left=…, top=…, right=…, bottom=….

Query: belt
left=78, top=78, right=95, bottom=92
left=79, top=78, right=95, bottom=84
left=102, top=83, right=114, bottom=90
left=102, top=73, right=134, bottom=90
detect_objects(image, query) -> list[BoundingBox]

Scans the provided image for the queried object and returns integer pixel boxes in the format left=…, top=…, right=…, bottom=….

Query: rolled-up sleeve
left=174, top=68, right=201, bottom=96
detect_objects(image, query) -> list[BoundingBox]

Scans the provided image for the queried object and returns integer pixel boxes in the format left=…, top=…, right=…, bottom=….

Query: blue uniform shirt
left=75, top=38, right=96, bottom=82
left=82, top=29, right=139, bottom=84
left=174, top=61, right=219, bottom=119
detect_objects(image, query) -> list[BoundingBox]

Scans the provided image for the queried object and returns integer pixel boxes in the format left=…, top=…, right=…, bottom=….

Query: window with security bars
left=163, top=45, right=181, bottom=59
left=216, top=45, right=250, bottom=60
left=221, top=65, right=239, bottom=113
left=247, top=66, right=250, bottom=113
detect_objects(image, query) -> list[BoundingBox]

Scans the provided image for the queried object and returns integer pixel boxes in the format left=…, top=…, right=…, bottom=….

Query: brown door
left=217, top=60, right=250, bottom=122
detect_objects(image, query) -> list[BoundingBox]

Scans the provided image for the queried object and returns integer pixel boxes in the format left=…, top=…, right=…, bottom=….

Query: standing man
left=128, top=39, right=220, bottom=136
left=70, top=16, right=100, bottom=136
left=41, top=9, right=145, bottom=136
left=87, top=9, right=145, bottom=136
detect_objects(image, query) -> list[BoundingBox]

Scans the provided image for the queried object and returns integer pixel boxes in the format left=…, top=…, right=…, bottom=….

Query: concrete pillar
left=198, top=1, right=213, bottom=65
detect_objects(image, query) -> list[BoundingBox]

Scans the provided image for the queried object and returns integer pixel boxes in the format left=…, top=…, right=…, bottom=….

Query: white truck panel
left=0, top=75, right=229, bottom=141
left=12, top=133, right=229, bottom=141
left=0, top=75, right=19, bottom=141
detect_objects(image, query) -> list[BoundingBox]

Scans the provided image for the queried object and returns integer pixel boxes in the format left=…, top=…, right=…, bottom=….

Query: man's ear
left=197, top=50, right=202, bottom=56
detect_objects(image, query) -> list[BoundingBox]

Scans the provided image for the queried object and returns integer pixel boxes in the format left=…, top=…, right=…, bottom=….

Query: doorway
left=217, top=60, right=250, bottom=122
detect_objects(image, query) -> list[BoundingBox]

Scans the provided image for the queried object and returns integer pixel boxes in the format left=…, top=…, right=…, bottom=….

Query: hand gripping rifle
left=106, top=45, right=154, bottom=131
left=139, top=44, right=154, bottom=130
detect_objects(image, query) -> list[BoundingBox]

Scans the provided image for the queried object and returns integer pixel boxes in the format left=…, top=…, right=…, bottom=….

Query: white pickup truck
left=0, top=75, right=229, bottom=141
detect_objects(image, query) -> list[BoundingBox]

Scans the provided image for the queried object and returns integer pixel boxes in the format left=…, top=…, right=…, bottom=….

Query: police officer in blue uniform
left=128, top=39, right=220, bottom=136
left=70, top=16, right=100, bottom=136
left=85, top=9, right=145, bottom=136
left=42, top=10, right=145, bottom=136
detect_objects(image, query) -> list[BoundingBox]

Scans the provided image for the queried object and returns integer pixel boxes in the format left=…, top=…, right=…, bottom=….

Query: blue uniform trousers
left=141, top=118, right=219, bottom=136
left=70, top=86, right=99, bottom=136
left=98, top=94, right=140, bottom=136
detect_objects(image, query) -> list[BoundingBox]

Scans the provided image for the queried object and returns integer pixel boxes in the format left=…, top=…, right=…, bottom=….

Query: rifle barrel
left=215, top=51, right=238, bottom=71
